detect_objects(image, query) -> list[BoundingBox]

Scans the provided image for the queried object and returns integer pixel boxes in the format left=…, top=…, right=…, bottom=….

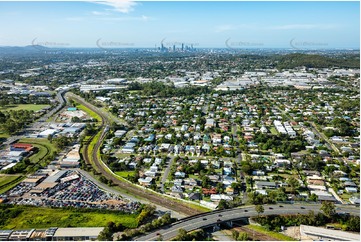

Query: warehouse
left=52, top=227, right=104, bottom=241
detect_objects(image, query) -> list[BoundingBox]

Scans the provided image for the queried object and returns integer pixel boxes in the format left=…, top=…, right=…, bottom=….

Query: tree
left=237, top=232, right=248, bottom=241
left=255, top=204, right=264, bottom=217
left=309, top=193, right=318, bottom=202
left=97, top=221, right=124, bottom=241
left=321, top=201, right=336, bottom=218
left=287, top=177, right=300, bottom=194
left=176, top=228, right=189, bottom=241
left=52, top=135, right=71, bottom=150
left=218, top=199, right=229, bottom=210
left=346, top=216, right=360, bottom=232
left=137, top=204, right=156, bottom=225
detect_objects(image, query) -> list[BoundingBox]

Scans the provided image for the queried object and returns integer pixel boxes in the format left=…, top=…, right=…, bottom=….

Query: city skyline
left=0, top=0, right=360, bottom=49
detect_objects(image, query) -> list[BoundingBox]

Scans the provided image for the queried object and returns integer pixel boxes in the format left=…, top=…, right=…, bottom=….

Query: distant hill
left=276, top=53, right=360, bottom=69
left=0, top=45, right=51, bottom=55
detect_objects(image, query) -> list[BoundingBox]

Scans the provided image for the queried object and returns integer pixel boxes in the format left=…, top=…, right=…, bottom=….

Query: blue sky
left=0, top=1, right=359, bottom=49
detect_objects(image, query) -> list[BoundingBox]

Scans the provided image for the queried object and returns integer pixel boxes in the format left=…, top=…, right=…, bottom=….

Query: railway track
left=67, top=93, right=201, bottom=216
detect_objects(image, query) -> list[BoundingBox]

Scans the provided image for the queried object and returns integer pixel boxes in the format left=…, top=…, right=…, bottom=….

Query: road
left=136, top=204, right=360, bottom=241
left=310, top=122, right=340, bottom=155
left=1, top=89, right=67, bottom=147
left=160, top=156, right=175, bottom=193
left=65, top=92, right=201, bottom=216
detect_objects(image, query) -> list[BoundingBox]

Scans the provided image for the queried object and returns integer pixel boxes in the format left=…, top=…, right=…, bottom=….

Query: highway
left=136, top=204, right=360, bottom=241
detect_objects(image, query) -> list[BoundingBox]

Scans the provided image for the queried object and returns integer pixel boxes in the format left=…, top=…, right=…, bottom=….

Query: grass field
left=29, top=144, right=49, bottom=164
left=115, top=171, right=135, bottom=178
left=18, top=138, right=57, bottom=166
left=1, top=206, right=138, bottom=229
left=246, top=225, right=296, bottom=241
left=0, top=104, right=50, bottom=112
left=0, top=175, right=25, bottom=194
left=77, top=104, right=102, bottom=122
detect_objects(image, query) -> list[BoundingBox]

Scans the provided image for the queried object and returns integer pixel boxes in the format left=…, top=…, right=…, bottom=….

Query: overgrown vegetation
left=0, top=204, right=139, bottom=229
left=253, top=210, right=360, bottom=232
left=172, top=228, right=208, bottom=241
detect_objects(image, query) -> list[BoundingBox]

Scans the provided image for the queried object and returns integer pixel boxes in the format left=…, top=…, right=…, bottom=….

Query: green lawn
left=0, top=133, right=10, bottom=139
left=0, top=175, right=25, bottom=194
left=115, top=171, right=135, bottom=178
left=270, top=127, right=278, bottom=135
left=0, top=104, right=50, bottom=112
left=1, top=206, right=138, bottom=229
left=115, top=153, right=131, bottom=159
left=76, top=104, right=102, bottom=122
left=340, top=193, right=353, bottom=201
left=246, top=225, right=296, bottom=241
left=0, top=176, right=21, bottom=187
left=28, top=144, right=49, bottom=164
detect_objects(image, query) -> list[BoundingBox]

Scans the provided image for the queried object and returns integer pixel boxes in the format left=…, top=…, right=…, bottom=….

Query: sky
left=0, top=0, right=359, bottom=49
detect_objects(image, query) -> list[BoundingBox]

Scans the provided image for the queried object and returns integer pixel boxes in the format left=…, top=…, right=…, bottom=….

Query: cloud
left=90, top=0, right=137, bottom=13
left=91, top=11, right=111, bottom=16
left=269, top=24, right=339, bottom=30
left=98, top=15, right=151, bottom=21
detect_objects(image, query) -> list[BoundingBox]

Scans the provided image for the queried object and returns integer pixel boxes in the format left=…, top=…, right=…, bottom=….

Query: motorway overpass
left=136, top=204, right=360, bottom=241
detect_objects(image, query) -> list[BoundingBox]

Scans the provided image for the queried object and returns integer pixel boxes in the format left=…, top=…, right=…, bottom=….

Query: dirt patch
left=282, top=226, right=300, bottom=240
left=233, top=226, right=280, bottom=241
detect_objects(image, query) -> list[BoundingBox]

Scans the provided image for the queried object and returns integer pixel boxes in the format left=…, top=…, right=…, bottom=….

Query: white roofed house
left=181, top=124, right=188, bottom=132
left=260, top=126, right=268, bottom=134
left=138, top=177, right=153, bottom=187
left=144, top=170, right=157, bottom=178
left=174, top=171, right=186, bottom=178
left=255, top=181, right=277, bottom=189
left=205, top=118, right=215, bottom=129
left=274, top=159, right=291, bottom=168
left=174, top=179, right=183, bottom=187
left=211, top=194, right=233, bottom=202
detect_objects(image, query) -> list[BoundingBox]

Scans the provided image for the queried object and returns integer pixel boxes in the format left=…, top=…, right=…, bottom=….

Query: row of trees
left=119, top=213, right=173, bottom=240
left=253, top=202, right=360, bottom=232
left=0, top=110, right=35, bottom=134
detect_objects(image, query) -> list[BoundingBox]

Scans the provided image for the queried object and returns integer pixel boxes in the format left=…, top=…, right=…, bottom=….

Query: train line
left=66, top=93, right=201, bottom=216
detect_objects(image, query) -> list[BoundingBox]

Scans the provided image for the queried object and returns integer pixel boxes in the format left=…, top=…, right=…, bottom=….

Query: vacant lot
left=116, top=171, right=135, bottom=178
left=1, top=206, right=138, bottom=229
left=245, top=225, right=296, bottom=241
left=0, top=104, right=49, bottom=112
left=76, top=104, right=102, bottom=122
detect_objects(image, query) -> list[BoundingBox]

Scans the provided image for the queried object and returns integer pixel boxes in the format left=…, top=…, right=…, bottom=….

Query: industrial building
left=0, top=227, right=104, bottom=241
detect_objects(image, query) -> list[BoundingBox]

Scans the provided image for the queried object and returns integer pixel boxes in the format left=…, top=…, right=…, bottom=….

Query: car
left=279, top=205, right=283, bottom=208
left=217, top=219, right=222, bottom=222
left=244, top=210, right=248, bottom=212
left=203, top=218, right=207, bottom=220
left=300, top=207, right=305, bottom=209
left=156, top=233, right=161, bottom=236
left=218, top=214, right=223, bottom=217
